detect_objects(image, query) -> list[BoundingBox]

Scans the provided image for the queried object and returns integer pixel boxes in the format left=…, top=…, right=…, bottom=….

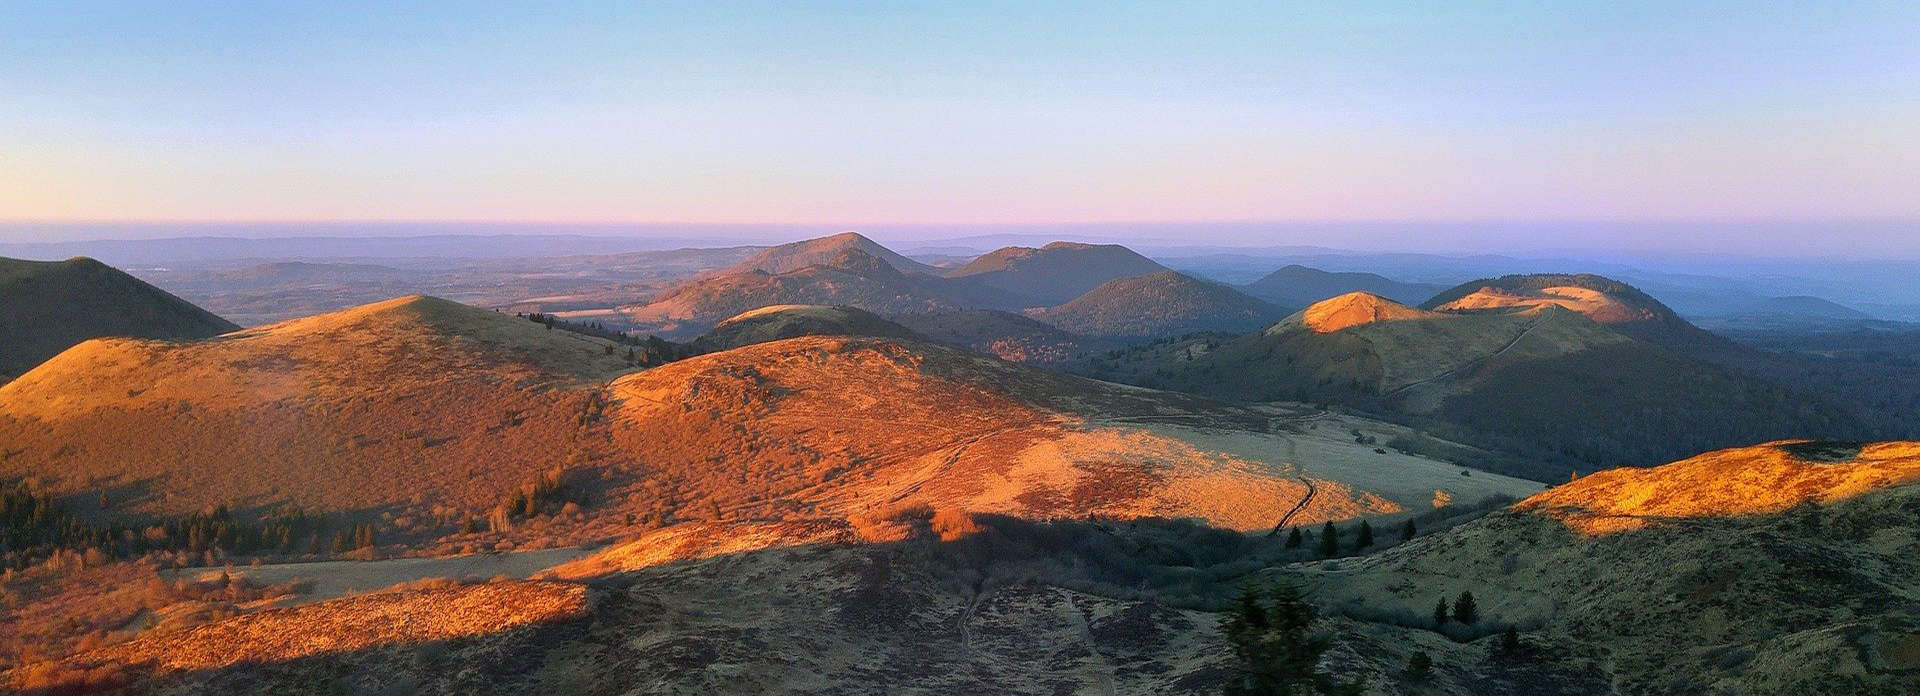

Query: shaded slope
left=1081, top=293, right=1868, bottom=477
left=0, top=256, right=238, bottom=377
left=892, top=308, right=1107, bottom=365
left=946, top=242, right=1167, bottom=306
left=1031, top=271, right=1285, bottom=339
left=1242, top=264, right=1444, bottom=308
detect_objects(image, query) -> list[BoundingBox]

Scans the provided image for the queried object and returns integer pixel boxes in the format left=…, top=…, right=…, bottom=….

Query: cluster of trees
left=2, top=481, right=328, bottom=570
left=519, top=312, right=687, bottom=366
left=1282, top=519, right=1416, bottom=558
left=330, top=521, right=377, bottom=553
left=484, top=468, right=584, bottom=532
left=1220, top=581, right=1365, bottom=695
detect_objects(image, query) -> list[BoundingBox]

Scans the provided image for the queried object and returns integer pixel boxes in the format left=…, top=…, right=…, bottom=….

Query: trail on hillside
left=1057, top=589, right=1118, bottom=696
left=1268, top=476, right=1316, bottom=538
left=1380, top=317, right=1544, bottom=398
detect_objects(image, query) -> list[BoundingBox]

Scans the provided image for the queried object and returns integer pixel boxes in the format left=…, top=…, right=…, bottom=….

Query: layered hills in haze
left=1241, top=264, right=1445, bottom=308
left=0, top=256, right=238, bottom=379
left=1079, top=276, right=1875, bottom=477
left=943, top=241, right=1167, bottom=306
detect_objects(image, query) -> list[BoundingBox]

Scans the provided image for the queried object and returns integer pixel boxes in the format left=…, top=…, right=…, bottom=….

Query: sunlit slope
left=603, top=336, right=1540, bottom=534
left=689, top=304, right=918, bottom=352
left=0, top=296, right=1537, bottom=549
left=1306, top=440, right=1920, bottom=695
left=1085, top=291, right=1868, bottom=476
left=0, top=295, right=634, bottom=513
left=0, top=256, right=238, bottom=378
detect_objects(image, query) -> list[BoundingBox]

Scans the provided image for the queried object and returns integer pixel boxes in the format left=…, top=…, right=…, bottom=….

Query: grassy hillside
left=1077, top=294, right=1870, bottom=478
left=690, top=304, right=918, bottom=352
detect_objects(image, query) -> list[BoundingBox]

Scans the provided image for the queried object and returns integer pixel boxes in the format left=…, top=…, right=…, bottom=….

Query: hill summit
left=1292, top=292, right=1442, bottom=333
left=719, top=231, right=936, bottom=277
left=0, top=256, right=238, bottom=378
left=945, top=241, right=1167, bottom=306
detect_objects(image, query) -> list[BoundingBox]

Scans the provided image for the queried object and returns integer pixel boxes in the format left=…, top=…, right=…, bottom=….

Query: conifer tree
left=1452, top=590, right=1478, bottom=625
left=1355, top=520, right=1373, bottom=549
left=1433, top=597, right=1449, bottom=627
left=1404, top=650, right=1433, bottom=683
left=1285, top=527, right=1303, bottom=549
left=1400, top=519, right=1416, bottom=540
left=1318, top=521, right=1339, bottom=558
left=1501, top=625, right=1520, bottom=655
left=1220, top=580, right=1365, bottom=696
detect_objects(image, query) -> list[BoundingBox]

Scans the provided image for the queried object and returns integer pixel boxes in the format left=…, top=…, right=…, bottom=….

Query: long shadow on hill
left=42, top=505, right=1535, bottom=695
left=1428, top=343, right=1872, bottom=471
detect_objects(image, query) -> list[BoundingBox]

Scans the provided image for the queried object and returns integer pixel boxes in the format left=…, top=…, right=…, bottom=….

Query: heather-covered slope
left=0, top=256, right=238, bottom=378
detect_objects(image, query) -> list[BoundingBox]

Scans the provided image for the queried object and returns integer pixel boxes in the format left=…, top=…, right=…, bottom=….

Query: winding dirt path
left=1268, top=476, right=1318, bottom=537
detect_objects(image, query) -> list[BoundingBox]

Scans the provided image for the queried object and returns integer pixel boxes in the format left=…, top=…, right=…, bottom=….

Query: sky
left=2, top=2, right=1917, bottom=252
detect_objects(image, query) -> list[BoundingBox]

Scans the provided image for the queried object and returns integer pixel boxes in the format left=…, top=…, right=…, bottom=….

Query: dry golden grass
left=77, top=580, right=586, bottom=676
left=1433, top=284, right=1658, bottom=324
left=1295, top=292, right=1443, bottom=333
left=1520, top=440, right=1920, bottom=535
left=1, top=297, right=1536, bottom=575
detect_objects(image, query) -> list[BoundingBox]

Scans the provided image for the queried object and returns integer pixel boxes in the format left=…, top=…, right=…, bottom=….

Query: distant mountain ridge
left=1241, top=264, right=1444, bottom=308
left=1031, top=271, right=1285, bottom=339
left=717, top=231, right=937, bottom=277
left=1078, top=276, right=1875, bottom=477
left=945, top=241, right=1168, bottom=306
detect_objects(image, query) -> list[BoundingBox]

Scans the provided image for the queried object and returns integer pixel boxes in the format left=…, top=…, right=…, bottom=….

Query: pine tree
left=1501, top=625, right=1520, bottom=655
left=1400, top=519, right=1416, bottom=540
left=1355, top=520, right=1373, bottom=549
left=1318, top=521, right=1339, bottom=558
left=1403, top=650, right=1433, bottom=683
left=1220, top=581, right=1365, bottom=696
left=1433, top=597, right=1449, bottom=627
left=1452, top=590, right=1478, bottom=625
left=1285, top=527, right=1303, bottom=549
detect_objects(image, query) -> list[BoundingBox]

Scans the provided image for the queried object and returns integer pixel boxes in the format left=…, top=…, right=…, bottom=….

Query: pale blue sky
left=2, top=2, right=1917, bottom=244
